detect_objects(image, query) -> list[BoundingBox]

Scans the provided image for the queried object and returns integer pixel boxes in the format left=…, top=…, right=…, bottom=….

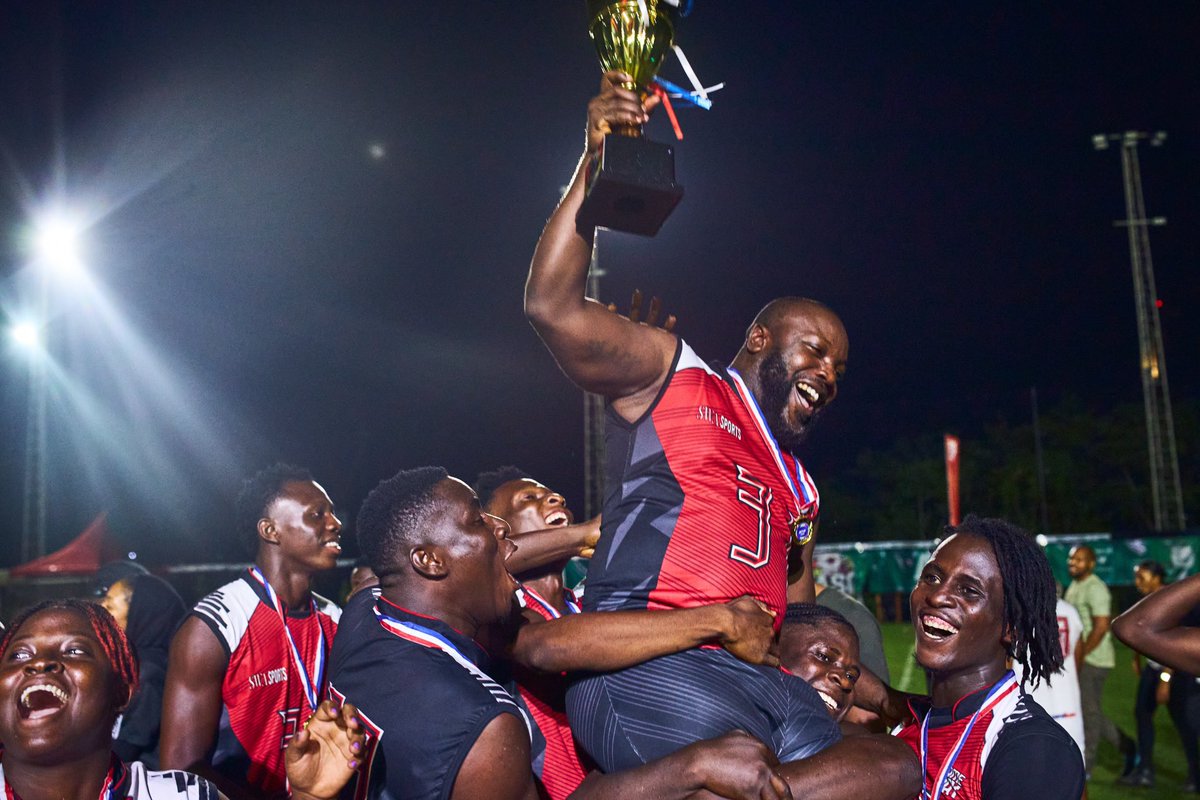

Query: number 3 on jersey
left=730, top=465, right=772, bottom=569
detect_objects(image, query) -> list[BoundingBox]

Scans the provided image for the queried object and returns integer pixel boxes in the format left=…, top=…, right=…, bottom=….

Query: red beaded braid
left=0, top=599, right=140, bottom=708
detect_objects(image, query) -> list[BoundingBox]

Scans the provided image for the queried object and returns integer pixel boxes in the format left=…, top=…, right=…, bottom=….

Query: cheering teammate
left=526, top=71, right=854, bottom=770
left=897, top=515, right=1084, bottom=799
left=331, top=467, right=792, bottom=800
left=161, top=464, right=343, bottom=800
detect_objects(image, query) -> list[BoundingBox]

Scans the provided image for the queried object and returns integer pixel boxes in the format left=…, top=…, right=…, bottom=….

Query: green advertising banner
left=813, top=534, right=1200, bottom=597
left=567, top=535, right=1199, bottom=599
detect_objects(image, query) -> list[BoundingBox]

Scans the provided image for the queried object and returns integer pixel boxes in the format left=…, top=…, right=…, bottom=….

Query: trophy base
left=577, top=134, right=684, bottom=237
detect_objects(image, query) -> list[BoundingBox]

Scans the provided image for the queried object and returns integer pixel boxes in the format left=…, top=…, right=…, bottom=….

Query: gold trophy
left=577, top=0, right=684, bottom=237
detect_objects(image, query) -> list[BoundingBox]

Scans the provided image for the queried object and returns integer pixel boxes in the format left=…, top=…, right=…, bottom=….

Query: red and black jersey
left=190, top=573, right=340, bottom=796
left=896, top=674, right=1084, bottom=800
left=585, top=340, right=819, bottom=627
left=515, top=586, right=589, bottom=800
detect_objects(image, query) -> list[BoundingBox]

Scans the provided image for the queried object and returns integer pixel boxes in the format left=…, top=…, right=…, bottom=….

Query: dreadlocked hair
left=949, top=514, right=1063, bottom=690
left=0, top=599, right=140, bottom=711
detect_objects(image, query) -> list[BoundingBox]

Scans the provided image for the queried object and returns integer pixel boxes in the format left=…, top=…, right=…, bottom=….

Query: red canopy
left=10, top=514, right=113, bottom=577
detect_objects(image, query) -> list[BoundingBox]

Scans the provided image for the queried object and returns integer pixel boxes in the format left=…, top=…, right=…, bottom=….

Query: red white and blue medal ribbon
left=247, top=566, right=325, bottom=713
left=918, top=671, right=1019, bottom=800
left=518, top=585, right=581, bottom=620
left=727, top=367, right=820, bottom=544
left=374, top=602, right=532, bottom=741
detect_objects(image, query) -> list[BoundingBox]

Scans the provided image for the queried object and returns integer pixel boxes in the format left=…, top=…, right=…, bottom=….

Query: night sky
left=1, top=2, right=1196, bottom=565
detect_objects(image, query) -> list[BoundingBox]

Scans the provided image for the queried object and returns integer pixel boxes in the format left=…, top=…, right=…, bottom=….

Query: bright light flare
left=32, top=213, right=84, bottom=276
left=10, top=322, right=42, bottom=351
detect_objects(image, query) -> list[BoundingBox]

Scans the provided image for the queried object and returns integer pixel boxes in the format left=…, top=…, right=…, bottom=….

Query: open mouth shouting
left=543, top=510, right=569, bottom=527
left=794, top=379, right=827, bottom=416
left=919, top=614, right=959, bottom=642
left=18, top=683, right=68, bottom=721
left=322, top=538, right=342, bottom=553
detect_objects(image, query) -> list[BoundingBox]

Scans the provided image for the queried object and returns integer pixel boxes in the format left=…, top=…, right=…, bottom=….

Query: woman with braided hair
left=896, top=515, right=1085, bottom=800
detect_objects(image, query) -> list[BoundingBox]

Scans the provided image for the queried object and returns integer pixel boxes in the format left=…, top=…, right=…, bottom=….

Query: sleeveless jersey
left=585, top=340, right=819, bottom=627
left=190, top=573, right=340, bottom=796
left=328, top=591, right=530, bottom=800
left=515, top=586, right=589, bottom=800
left=0, top=757, right=225, bottom=800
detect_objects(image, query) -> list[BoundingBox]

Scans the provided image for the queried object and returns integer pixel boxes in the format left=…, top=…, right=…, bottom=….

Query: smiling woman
left=0, top=600, right=362, bottom=800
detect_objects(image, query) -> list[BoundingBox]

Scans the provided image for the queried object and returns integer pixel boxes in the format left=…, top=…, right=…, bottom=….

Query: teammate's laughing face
left=910, top=533, right=1010, bottom=699
left=266, top=480, right=343, bottom=572
left=754, top=306, right=848, bottom=455
left=0, top=608, right=127, bottom=765
left=485, top=478, right=573, bottom=536
left=778, top=622, right=860, bottom=720
left=436, top=478, right=521, bottom=625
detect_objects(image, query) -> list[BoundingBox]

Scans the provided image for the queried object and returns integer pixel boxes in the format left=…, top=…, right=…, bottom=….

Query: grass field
left=881, top=623, right=1193, bottom=799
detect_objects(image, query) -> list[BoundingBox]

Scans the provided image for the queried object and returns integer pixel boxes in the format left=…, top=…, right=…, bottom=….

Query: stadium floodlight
left=32, top=212, right=84, bottom=276
left=10, top=322, right=42, bottom=351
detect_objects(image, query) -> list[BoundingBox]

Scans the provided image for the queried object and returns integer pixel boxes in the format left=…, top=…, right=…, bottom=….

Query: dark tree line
left=818, top=398, right=1199, bottom=542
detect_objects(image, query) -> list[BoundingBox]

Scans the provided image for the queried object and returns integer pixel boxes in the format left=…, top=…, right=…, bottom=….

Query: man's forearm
left=512, top=605, right=731, bottom=674
left=778, top=735, right=920, bottom=800
left=1114, top=573, right=1200, bottom=673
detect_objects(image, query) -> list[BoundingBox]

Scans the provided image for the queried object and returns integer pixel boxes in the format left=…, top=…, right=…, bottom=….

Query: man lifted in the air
left=526, top=73, right=920, bottom=794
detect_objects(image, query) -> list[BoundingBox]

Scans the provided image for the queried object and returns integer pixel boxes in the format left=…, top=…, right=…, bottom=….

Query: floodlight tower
left=1092, top=131, right=1186, bottom=531
left=582, top=245, right=607, bottom=519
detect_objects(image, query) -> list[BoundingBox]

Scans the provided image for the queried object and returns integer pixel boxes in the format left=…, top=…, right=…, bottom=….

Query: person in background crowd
left=898, top=515, right=1084, bottom=799
left=99, top=572, right=187, bottom=768
left=1065, top=544, right=1136, bottom=778
left=161, top=463, right=343, bottom=800
left=0, top=598, right=362, bottom=800
left=1011, top=592, right=1086, bottom=760
left=1115, top=565, right=1200, bottom=792
left=1119, top=560, right=1170, bottom=787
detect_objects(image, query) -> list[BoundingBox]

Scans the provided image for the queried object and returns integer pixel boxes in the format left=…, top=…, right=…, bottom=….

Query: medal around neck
left=578, top=0, right=684, bottom=237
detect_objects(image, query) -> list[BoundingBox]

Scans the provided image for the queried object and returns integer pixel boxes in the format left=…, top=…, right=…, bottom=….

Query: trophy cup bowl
left=577, top=0, right=685, bottom=237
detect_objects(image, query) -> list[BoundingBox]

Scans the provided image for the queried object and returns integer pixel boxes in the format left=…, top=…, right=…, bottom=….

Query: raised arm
left=510, top=595, right=778, bottom=674
left=1113, top=572, right=1200, bottom=673
left=160, top=617, right=255, bottom=800
left=525, top=71, right=677, bottom=421
left=507, top=517, right=600, bottom=574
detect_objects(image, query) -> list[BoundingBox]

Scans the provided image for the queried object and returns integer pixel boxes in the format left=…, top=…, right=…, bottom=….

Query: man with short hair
left=161, top=463, right=344, bottom=800
left=526, top=71, right=851, bottom=772
left=330, top=467, right=792, bottom=800
left=1065, top=544, right=1135, bottom=777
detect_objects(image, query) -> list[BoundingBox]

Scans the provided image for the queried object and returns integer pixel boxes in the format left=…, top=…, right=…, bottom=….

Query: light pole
left=17, top=210, right=84, bottom=560
left=1092, top=131, right=1186, bottom=531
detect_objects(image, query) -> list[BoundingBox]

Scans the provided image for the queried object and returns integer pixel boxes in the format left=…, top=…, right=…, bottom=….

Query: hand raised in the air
left=586, top=70, right=661, bottom=155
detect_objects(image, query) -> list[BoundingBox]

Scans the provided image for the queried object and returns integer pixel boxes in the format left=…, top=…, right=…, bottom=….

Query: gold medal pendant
left=790, top=514, right=815, bottom=547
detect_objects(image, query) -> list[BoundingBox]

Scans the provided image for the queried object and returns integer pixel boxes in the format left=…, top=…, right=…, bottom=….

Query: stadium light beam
left=10, top=322, right=42, bottom=352
left=32, top=212, right=85, bottom=277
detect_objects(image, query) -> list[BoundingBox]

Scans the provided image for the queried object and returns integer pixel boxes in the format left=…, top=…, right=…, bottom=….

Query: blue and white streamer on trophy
left=655, top=0, right=722, bottom=112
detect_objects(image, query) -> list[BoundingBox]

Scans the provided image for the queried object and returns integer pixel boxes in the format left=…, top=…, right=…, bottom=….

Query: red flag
left=944, top=434, right=961, bottom=527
